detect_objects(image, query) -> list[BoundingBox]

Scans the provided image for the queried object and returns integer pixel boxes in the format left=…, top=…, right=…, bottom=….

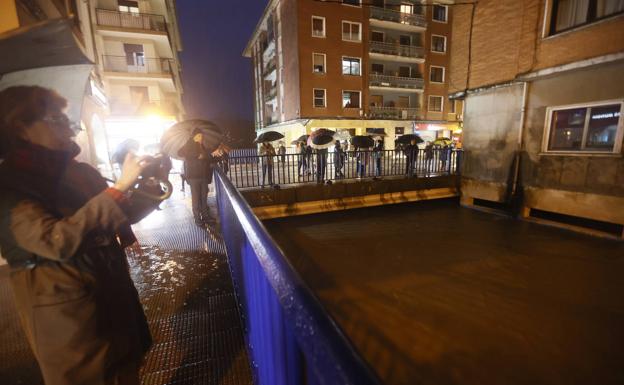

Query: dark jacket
left=179, top=140, right=214, bottom=182
left=0, top=144, right=151, bottom=385
left=404, top=144, right=419, bottom=159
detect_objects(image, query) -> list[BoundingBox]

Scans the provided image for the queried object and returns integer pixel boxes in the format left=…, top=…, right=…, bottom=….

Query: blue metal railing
left=214, top=168, right=381, bottom=385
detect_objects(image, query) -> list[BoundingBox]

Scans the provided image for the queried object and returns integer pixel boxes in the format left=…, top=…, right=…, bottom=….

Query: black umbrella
left=160, top=119, right=223, bottom=159
left=396, top=134, right=424, bottom=145
left=254, top=131, right=284, bottom=143
left=350, top=135, right=374, bottom=149
left=308, top=129, right=335, bottom=149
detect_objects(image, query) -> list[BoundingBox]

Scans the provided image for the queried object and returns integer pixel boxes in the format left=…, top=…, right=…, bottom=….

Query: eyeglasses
left=42, top=114, right=82, bottom=134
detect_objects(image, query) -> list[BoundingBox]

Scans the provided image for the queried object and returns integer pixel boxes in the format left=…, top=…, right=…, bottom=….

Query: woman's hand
left=114, top=153, right=151, bottom=192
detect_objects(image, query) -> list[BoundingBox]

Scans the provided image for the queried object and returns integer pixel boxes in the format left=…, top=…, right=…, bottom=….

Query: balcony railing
left=369, top=106, right=421, bottom=119
left=370, top=7, right=427, bottom=28
left=263, top=57, right=277, bottom=75
left=369, top=41, right=424, bottom=59
left=102, top=55, right=174, bottom=75
left=96, top=9, right=166, bottom=32
left=264, top=86, right=277, bottom=101
left=369, top=73, right=424, bottom=90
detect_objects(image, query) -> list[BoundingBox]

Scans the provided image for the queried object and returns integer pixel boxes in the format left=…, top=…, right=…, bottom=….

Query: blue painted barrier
left=214, top=168, right=381, bottom=385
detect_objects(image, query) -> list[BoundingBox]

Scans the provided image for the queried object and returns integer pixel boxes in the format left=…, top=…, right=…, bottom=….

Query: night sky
left=177, top=1, right=267, bottom=147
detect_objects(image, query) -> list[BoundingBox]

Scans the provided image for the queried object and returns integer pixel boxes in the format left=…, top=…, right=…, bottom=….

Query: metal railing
left=370, top=7, right=427, bottom=28
left=369, top=106, right=421, bottom=119
left=369, top=41, right=424, bottom=59
left=214, top=168, right=381, bottom=385
left=263, top=87, right=277, bottom=101
left=369, top=73, right=424, bottom=90
left=102, top=55, right=174, bottom=75
left=217, top=149, right=461, bottom=189
left=95, top=9, right=166, bottom=32
left=263, top=57, right=277, bottom=75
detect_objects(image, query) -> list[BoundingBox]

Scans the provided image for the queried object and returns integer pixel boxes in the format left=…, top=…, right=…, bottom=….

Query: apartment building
left=244, top=0, right=460, bottom=149
left=93, top=0, right=183, bottom=162
left=0, top=0, right=183, bottom=169
left=448, top=0, right=624, bottom=237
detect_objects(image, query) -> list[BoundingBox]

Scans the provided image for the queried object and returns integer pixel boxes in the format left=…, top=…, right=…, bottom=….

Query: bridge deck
left=265, top=199, right=624, bottom=385
left=0, top=190, right=253, bottom=385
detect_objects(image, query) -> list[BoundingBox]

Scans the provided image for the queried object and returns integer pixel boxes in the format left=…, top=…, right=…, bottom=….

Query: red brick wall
left=449, top=0, right=624, bottom=93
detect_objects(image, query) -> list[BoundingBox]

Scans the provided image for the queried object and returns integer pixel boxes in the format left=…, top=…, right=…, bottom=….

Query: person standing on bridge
left=0, top=86, right=152, bottom=385
left=404, top=138, right=419, bottom=177
left=316, top=147, right=328, bottom=184
left=334, top=141, right=344, bottom=178
left=179, top=131, right=215, bottom=226
left=297, top=141, right=307, bottom=177
left=258, top=141, right=276, bottom=187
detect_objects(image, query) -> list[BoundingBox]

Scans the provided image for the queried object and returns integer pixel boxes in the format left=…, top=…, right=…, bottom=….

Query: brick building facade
left=449, top=0, right=624, bottom=238
left=244, top=0, right=461, bottom=149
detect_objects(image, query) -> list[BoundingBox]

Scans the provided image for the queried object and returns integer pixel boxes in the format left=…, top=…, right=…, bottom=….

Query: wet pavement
left=0, top=187, right=252, bottom=385
left=265, top=199, right=624, bottom=385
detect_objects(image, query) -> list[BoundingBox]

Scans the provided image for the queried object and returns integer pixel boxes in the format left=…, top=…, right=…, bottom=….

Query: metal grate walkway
left=0, top=189, right=253, bottom=385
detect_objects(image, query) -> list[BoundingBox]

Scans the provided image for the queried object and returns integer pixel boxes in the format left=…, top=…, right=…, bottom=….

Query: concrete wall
left=521, top=60, right=624, bottom=198
left=461, top=83, right=524, bottom=202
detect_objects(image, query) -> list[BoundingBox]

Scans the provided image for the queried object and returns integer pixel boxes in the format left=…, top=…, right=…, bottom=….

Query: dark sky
left=177, top=1, right=266, bottom=145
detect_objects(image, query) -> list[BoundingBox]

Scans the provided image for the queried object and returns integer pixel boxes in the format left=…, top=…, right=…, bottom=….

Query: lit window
left=431, top=35, right=446, bottom=53
left=430, top=66, right=445, bottom=83
left=314, top=89, right=326, bottom=108
left=400, top=4, right=413, bottom=14
left=343, top=91, right=361, bottom=108
left=550, top=0, right=624, bottom=35
left=433, top=5, right=448, bottom=22
left=545, top=102, right=623, bottom=153
left=312, top=16, right=326, bottom=38
left=342, top=21, right=362, bottom=42
left=342, top=57, right=361, bottom=76
left=313, top=53, right=326, bottom=73
left=428, top=95, right=443, bottom=112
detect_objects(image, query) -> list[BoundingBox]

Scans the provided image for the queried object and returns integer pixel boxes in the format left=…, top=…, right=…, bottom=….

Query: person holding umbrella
left=0, top=86, right=152, bottom=385
left=373, top=139, right=384, bottom=177
left=179, top=130, right=216, bottom=226
left=334, top=141, right=345, bottom=178
left=405, top=138, right=419, bottom=177
left=258, top=141, right=276, bottom=187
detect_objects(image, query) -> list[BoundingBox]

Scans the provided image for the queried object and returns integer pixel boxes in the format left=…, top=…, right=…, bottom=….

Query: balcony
left=370, top=7, right=426, bottom=31
left=369, top=73, right=424, bottom=92
left=264, top=86, right=277, bottom=102
left=263, top=57, right=277, bottom=77
left=369, top=106, right=421, bottom=120
left=369, top=41, right=424, bottom=63
left=96, top=9, right=167, bottom=33
left=102, top=55, right=174, bottom=75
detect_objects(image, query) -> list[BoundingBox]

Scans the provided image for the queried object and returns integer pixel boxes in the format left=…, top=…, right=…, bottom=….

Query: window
left=342, top=57, right=361, bottom=75
left=371, top=63, right=384, bottom=74
left=124, top=43, right=144, bottom=67
left=430, top=66, right=445, bottom=83
left=433, top=5, right=448, bottom=22
left=312, top=16, right=325, bottom=37
left=313, top=53, right=326, bottom=73
left=545, top=101, right=623, bottom=153
left=342, top=21, right=362, bottom=42
left=431, top=35, right=446, bottom=53
left=342, top=0, right=361, bottom=5
left=449, top=98, right=456, bottom=113
left=314, top=89, right=326, bottom=108
left=342, top=91, right=361, bottom=108
left=428, top=95, right=443, bottom=112
left=400, top=4, right=414, bottom=14
left=371, top=31, right=384, bottom=42
left=399, top=35, right=411, bottom=46
left=118, top=0, right=139, bottom=13
left=550, top=0, right=624, bottom=35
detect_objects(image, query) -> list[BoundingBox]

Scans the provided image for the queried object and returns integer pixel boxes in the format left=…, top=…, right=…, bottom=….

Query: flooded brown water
left=265, top=199, right=624, bottom=385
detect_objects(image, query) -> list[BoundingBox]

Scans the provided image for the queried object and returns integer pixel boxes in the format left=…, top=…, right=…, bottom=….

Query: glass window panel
left=597, top=0, right=624, bottom=16
left=548, top=107, right=587, bottom=151
left=432, top=36, right=446, bottom=52
left=585, top=104, right=621, bottom=150
left=433, top=5, right=447, bottom=21
left=554, top=0, right=589, bottom=32
left=343, top=91, right=360, bottom=108
left=313, top=54, right=325, bottom=73
left=371, top=63, right=384, bottom=74
left=312, top=17, right=325, bottom=36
